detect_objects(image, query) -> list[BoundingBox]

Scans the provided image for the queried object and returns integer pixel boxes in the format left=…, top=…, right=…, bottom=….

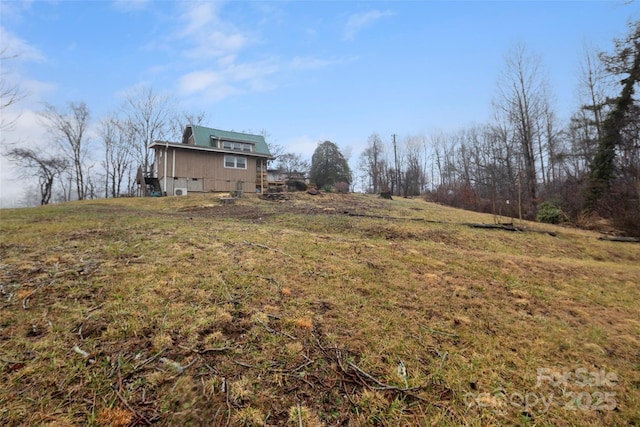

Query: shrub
left=536, top=201, right=563, bottom=224
left=334, top=182, right=350, bottom=193
left=286, top=180, right=307, bottom=192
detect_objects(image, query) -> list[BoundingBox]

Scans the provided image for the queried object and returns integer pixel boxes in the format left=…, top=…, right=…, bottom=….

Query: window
left=220, top=140, right=252, bottom=152
left=224, top=155, right=247, bottom=169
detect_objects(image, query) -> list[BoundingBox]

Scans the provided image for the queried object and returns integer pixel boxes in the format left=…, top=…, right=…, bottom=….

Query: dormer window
left=221, top=140, right=252, bottom=152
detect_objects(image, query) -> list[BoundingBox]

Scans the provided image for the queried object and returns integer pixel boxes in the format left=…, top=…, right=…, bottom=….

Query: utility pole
left=392, top=134, right=399, bottom=196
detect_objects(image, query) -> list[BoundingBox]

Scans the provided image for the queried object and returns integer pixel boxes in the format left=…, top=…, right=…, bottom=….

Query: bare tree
left=167, top=110, right=207, bottom=142
left=0, top=47, right=24, bottom=132
left=401, top=135, right=428, bottom=196
left=579, top=41, right=611, bottom=141
left=275, top=152, right=309, bottom=180
left=40, top=102, right=91, bottom=200
left=587, top=21, right=640, bottom=215
left=495, top=43, right=550, bottom=218
left=121, top=86, right=174, bottom=177
left=99, top=116, right=136, bottom=198
left=358, top=133, right=387, bottom=193
left=6, top=148, right=68, bottom=205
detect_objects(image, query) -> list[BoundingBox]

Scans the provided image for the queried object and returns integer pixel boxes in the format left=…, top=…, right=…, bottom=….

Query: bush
left=536, top=201, right=563, bottom=224
left=334, top=182, right=350, bottom=193
left=286, top=180, right=307, bottom=192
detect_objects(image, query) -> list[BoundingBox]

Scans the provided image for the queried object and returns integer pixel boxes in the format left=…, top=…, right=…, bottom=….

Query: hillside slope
left=1, top=193, right=639, bottom=426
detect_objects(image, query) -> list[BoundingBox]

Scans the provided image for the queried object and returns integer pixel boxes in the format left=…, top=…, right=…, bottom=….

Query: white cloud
left=0, top=1, right=33, bottom=23
left=177, top=2, right=250, bottom=60
left=228, top=60, right=278, bottom=87
left=344, top=9, right=394, bottom=41
left=284, top=135, right=322, bottom=159
left=180, top=2, right=219, bottom=36
left=167, top=4, right=346, bottom=105
left=0, top=26, right=45, bottom=62
left=184, top=31, right=248, bottom=60
left=20, top=78, right=57, bottom=101
left=178, top=58, right=279, bottom=102
left=179, top=70, right=223, bottom=93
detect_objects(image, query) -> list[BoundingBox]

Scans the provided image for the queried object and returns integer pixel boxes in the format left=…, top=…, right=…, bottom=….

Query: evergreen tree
left=586, top=21, right=640, bottom=210
left=310, top=141, right=351, bottom=190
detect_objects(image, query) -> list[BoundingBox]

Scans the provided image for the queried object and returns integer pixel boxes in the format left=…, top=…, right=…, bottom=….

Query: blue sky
left=0, top=0, right=637, bottom=203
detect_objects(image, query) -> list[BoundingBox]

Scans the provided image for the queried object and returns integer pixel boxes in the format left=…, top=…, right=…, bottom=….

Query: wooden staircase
left=144, top=177, right=162, bottom=196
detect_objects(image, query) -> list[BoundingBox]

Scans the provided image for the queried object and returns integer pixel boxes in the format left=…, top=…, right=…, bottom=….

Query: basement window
left=224, top=155, right=247, bottom=169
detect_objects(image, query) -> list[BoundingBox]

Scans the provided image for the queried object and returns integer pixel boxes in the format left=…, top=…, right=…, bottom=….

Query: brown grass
left=1, top=192, right=639, bottom=426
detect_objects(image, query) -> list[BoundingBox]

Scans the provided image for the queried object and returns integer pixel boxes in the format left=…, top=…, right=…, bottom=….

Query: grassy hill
left=1, top=193, right=639, bottom=426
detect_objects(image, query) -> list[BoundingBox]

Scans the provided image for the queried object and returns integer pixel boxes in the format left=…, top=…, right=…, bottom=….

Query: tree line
left=353, top=22, right=639, bottom=235
left=2, top=22, right=638, bottom=235
left=3, top=87, right=206, bottom=204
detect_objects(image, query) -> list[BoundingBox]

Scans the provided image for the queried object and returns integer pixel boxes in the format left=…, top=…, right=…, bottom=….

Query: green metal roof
left=188, top=125, right=272, bottom=157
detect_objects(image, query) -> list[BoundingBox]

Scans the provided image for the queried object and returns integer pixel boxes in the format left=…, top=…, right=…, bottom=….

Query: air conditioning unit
left=174, top=188, right=188, bottom=196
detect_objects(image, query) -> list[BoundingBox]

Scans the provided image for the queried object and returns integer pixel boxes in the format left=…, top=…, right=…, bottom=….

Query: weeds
left=0, top=193, right=638, bottom=425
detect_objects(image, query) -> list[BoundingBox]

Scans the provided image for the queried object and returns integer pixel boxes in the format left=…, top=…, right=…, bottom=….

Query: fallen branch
left=342, top=211, right=558, bottom=236
left=242, top=240, right=292, bottom=258
left=113, top=386, right=151, bottom=425
left=225, top=376, right=231, bottom=427
left=0, top=355, right=25, bottom=364
left=421, top=326, right=459, bottom=339
left=464, top=223, right=557, bottom=236
left=347, top=361, right=422, bottom=393
left=598, top=236, right=640, bottom=243
left=160, top=356, right=198, bottom=374
left=465, top=223, right=522, bottom=231
left=435, top=350, right=448, bottom=375
left=123, top=348, right=166, bottom=381
left=256, top=318, right=295, bottom=340
left=290, top=355, right=314, bottom=373
left=179, top=344, right=236, bottom=354
left=233, top=360, right=253, bottom=369
left=313, top=332, right=424, bottom=399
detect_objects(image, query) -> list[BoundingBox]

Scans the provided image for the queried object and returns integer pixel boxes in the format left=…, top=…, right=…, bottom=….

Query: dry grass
left=1, top=192, right=639, bottom=426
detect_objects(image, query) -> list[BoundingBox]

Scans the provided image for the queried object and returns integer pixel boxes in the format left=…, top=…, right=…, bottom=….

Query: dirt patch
left=173, top=193, right=392, bottom=221
left=177, top=203, right=272, bottom=221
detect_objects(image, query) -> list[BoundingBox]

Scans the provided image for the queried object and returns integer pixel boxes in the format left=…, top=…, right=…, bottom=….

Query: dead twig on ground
left=178, top=344, right=236, bottom=354
left=256, top=318, right=296, bottom=340
left=0, top=355, right=25, bottom=364
left=160, top=356, right=198, bottom=374
left=598, top=235, right=640, bottom=243
left=225, top=377, right=231, bottom=427
left=347, top=361, right=423, bottom=394
left=122, top=348, right=166, bottom=381
left=242, top=240, right=292, bottom=258
left=113, top=386, right=151, bottom=425
left=233, top=360, right=253, bottom=369
left=421, top=326, right=459, bottom=339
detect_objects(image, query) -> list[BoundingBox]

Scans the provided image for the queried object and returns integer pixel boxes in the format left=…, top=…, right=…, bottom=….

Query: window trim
left=221, top=140, right=253, bottom=153
left=224, top=155, right=247, bottom=169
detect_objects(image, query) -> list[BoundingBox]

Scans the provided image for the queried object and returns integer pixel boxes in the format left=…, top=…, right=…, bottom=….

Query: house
left=149, top=125, right=274, bottom=196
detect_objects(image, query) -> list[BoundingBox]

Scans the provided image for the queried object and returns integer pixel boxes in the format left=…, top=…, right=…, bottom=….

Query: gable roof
left=185, top=125, right=272, bottom=157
